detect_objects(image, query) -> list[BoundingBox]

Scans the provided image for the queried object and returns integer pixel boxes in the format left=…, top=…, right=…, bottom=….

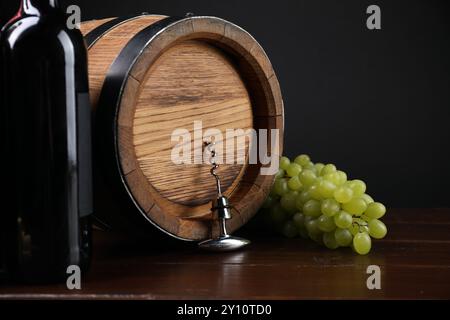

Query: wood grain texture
left=83, top=15, right=166, bottom=108
left=79, top=18, right=115, bottom=35
left=81, top=16, right=284, bottom=241
left=1, top=209, right=450, bottom=300
left=133, top=40, right=253, bottom=206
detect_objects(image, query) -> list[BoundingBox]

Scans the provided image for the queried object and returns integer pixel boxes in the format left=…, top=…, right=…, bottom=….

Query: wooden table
left=1, top=208, right=450, bottom=300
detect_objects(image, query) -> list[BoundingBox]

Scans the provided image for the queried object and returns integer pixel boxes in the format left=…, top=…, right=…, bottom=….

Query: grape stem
left=352, top=220, right=368, bottom=232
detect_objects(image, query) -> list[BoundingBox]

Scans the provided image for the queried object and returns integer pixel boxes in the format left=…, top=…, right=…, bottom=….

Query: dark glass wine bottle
left=0, top=24, right=6, bottom=282
left=0, top=0, right=93, bottom=283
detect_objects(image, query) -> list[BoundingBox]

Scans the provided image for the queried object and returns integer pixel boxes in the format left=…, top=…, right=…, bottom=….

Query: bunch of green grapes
left=262, top=154, right=387, bottom=255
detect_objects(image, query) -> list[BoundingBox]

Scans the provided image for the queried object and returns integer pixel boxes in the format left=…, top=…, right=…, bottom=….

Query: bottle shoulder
left=1, top=16, right=37, bottom=43
left=1, top=13, right=84, bottom=51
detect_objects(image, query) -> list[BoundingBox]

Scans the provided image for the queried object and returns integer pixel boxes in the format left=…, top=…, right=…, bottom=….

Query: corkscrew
left=198, top=141, right=251, bottom=252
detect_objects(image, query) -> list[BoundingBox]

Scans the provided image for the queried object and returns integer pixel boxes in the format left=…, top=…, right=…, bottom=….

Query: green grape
left=309, top=183, right=323, bottom=200
left=318, top=180, right=337, bottom=198
left=269, top=184, right=279, bottom=198
left=335, top=170, right=347, bottom=185
left=296, top=190, right=311, bottom=210
left=333, top=186, right=353, bottom=203
left=305, top=218, right=321, bottom=236
left=314, top=163, right=325, bottom=176
left=321, top=163, right=337, bottom=176
left=342, top=198, right=367, bottom=216
left=353, top=217, right=368, bottom=227
left=334, top=228, right=353, bottom=247
left=351, top=218, right=369, bottom=234
left=269, top=203, right=287, bottom=221
left=360, top=193, right=374, bottom=205
left=282, top=221, right=298, bottom=238
left=321, top=199, right=340, bottom=217
left=303, top=162, right=315, bottom=171
left=323, top=232, right=339, bottom=249
left=318, top=215, right=336, bottom=232
left=353, top=232, right=372, bottom=255
left=334, top=210, right=353, bottom=228
left=365, top=202, right=386, bottom=219
left=287, top=175, right=302, bottom=191
left=323, top=171, right=346, bottom=186
left=309, top=231, right=323, bottom=244
left=280, top=156, right=290, bottom=170
left=294, top=154, right=311, bottom=166
left=275, top=168, right=285, bottom=179
left=368, top=219, right=387, bottom=239
left=298, top=226, right=309, bottom=239
left=323, top=172, right=338, bottom=184
left=280, top=191, right=299, bottom=214
left=361, top=215, right=373, bottom=223
left=348, top=224, right=360, bottom=236
left=286, top=163, right=302, bottom=177
left=299, top=169, right=317, bottom=187
left=304, top=215, right=314, bottom=225
left=303, top=199, right=322, bottom=218
left=262, top=195, right=276, bottom=208
left=292, top=212, right=305, bottom=228
left=269, top=204, right=288, bottom=227
left=348, top=179, right=366, bottom=197
left=273, top=178, right=289, bottom=196
left=352, top=218, right=369, bottom=233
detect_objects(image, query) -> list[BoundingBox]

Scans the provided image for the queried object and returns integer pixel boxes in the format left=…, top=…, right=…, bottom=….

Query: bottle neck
left=21, top=0, right=60, bottom=15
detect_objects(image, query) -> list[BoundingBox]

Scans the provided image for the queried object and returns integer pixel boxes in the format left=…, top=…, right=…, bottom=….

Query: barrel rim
left=84, top=14, right=168, bottom=49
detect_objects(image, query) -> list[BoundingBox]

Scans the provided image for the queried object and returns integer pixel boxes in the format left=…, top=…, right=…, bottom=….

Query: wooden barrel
left=80, top=14, right=284, bottom=241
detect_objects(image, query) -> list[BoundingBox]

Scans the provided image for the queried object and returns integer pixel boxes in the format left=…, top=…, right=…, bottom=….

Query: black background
left=1, top=0, right=450, bottom=208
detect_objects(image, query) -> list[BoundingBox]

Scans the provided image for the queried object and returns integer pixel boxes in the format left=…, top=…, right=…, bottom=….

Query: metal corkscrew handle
left=198, top=141, right=250, bottom=252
